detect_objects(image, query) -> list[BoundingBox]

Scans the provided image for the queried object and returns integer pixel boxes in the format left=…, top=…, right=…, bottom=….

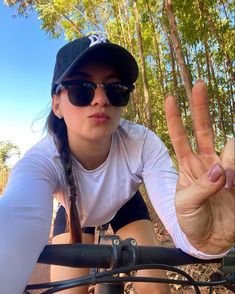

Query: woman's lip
left=89, top=113, right=110, bottom=119
left=88, top=112, right=110, bottom=124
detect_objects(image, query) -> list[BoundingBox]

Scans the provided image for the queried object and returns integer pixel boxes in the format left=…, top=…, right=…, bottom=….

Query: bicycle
left=24, top=231, right=235, bottom=294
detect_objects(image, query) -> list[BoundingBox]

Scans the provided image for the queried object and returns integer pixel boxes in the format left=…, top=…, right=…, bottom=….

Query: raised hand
left=165, top=80, right=235, bottom=254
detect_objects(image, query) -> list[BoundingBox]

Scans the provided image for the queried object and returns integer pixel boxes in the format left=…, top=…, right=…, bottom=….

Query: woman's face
left=52, top=63, right=123, bottom=145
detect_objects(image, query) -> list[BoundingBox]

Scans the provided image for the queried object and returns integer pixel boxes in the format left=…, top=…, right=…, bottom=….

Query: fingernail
left=225, top=169, right=234, bottom=189
left=195, top=79, right=204, bottom=84
left=165, top=93, right=173, bottom=99
left=208, top=164, right=223, bottom=182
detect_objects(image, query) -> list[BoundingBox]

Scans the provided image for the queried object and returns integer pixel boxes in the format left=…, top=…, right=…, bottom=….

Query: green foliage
left=3, top=0, right=234, bottom=156
left=0, top=141, right=20, bottom=192
left=0, top=141, right=20, bottom=170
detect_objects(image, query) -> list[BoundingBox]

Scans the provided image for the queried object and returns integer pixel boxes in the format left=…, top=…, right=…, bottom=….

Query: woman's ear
left=52, top=94, right=63, bottom=119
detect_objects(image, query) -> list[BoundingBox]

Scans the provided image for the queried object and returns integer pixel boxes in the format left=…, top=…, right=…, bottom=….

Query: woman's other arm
left=0, top=153, right=57, bottom=294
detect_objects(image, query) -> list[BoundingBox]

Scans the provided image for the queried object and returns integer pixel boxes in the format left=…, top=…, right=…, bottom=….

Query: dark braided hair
left=46, top=110, right=82, bottom=243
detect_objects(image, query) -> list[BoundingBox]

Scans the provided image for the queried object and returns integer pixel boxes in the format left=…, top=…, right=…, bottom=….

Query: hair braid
left=46, top=110, right=82, bottom=243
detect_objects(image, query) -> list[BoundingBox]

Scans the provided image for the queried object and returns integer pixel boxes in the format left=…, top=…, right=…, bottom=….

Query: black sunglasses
left=55, top=80, right=135, bottom=107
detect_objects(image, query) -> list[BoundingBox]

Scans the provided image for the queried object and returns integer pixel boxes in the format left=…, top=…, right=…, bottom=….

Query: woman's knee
left=116, top=219, right=158, bottom=245
left=116, top=220, right=171, bottom=294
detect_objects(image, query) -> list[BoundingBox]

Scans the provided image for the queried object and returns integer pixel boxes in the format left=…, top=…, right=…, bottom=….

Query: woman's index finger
left=165, top=95, right=192, bottom=161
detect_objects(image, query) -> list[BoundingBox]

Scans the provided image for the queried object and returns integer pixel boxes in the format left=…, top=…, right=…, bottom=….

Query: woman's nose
left=90, top=85, right=110, bottom=106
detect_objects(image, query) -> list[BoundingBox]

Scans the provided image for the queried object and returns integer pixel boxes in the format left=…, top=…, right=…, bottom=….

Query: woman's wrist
left=187, top=237, right=232, bottom=256
left=173, top=224, right=231, bottom=259
left=184, top=233, right=232, bottom=257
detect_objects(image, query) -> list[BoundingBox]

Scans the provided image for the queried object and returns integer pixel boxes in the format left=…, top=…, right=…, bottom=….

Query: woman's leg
left=51, top=205, right=95, bottom=294
left=116, top=219, right=171, bottom=294
left=110, top=191, right=171, bottom=294
left=50, top=232, right=94, bottom=294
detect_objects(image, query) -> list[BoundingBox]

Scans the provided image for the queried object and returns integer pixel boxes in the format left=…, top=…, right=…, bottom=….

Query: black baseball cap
left=51, top=34, right=139, bottom=95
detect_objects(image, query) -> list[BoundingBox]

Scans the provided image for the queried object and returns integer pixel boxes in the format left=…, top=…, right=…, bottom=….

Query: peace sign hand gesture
left=165, top=80, right=235, bottom=254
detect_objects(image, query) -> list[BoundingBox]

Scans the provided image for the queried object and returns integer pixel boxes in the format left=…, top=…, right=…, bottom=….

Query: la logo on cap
left=88, top=34, right=106, bottom=47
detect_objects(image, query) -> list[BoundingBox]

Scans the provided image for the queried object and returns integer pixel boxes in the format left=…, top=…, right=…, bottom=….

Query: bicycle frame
left=94, top=235, right=136, bottom=294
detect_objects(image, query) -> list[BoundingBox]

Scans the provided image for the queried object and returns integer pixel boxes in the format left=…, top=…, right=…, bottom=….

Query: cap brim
left=55, top=43, right=138, bottom=85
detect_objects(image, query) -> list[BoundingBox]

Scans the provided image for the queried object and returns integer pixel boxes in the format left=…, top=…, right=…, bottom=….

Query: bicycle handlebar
left=26, top=240, right=234, bottom=294
left=38, top=242, right=222, bottom=269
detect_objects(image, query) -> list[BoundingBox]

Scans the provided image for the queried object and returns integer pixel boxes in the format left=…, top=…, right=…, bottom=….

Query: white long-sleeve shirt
left=0, top=119, right=224, bottom=293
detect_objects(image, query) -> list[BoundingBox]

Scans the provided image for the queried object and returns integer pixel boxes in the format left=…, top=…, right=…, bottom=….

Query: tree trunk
left=195, top=47, right=202, bottom=79
left=133, top=0, right=152, bottom=127
left=122, top=0, right=134, bottom=54
left=145, top=2, right=166, bottom=98
left=210, top=57, right=227, bottom=143
left=164, top=0, right=192, bottom=101
left=117, top=3, right=128, bottom=48
left=198, top=0, right=235, bottom=82
left=225, top=71, right=235, bottom=136
left=121, top=0, right=140, bottom=120
left=204, top=39, right=216, bottom=131
left=111, top=2, right=122, bottom=40
left=167, top=29, right=178, bottom=97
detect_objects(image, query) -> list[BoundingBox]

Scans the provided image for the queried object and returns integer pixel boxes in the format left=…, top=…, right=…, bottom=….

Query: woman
left=0, top=34, right=234, bottom=294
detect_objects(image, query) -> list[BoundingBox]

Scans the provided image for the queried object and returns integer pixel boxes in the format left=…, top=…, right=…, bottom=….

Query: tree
left=0, top=141, right=20, bottom=192
left=163, top=0, right=192, bottom=101
left=0, top=141, right=20, bottom=171
left=4, top=0, right=234, bottom=153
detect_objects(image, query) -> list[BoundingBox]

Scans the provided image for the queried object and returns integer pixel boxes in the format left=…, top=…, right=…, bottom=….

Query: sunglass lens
left=106, top=83, right=131, bottom=106
left=68, top=82, right=94, bottom=106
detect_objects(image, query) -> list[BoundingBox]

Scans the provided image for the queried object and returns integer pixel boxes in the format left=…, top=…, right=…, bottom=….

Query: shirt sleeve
left=0, top=152, right=58, bottom=294
left=142, top=130, right=227, bottom=260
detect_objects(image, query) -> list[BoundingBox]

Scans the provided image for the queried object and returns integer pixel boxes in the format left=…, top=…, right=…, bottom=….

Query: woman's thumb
left=177, top=164, right=226, bottom=211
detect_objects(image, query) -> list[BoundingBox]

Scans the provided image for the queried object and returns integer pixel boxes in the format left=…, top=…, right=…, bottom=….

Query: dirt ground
left=27, top=192, right=233, bottom=294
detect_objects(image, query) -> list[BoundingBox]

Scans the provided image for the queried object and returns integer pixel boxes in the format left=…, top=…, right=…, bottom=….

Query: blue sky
left=0, top=3, right=67, bottom=160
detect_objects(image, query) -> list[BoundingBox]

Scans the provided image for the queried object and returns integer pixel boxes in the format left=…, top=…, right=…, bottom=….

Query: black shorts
left=53, top=190, right=151, bottom=237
